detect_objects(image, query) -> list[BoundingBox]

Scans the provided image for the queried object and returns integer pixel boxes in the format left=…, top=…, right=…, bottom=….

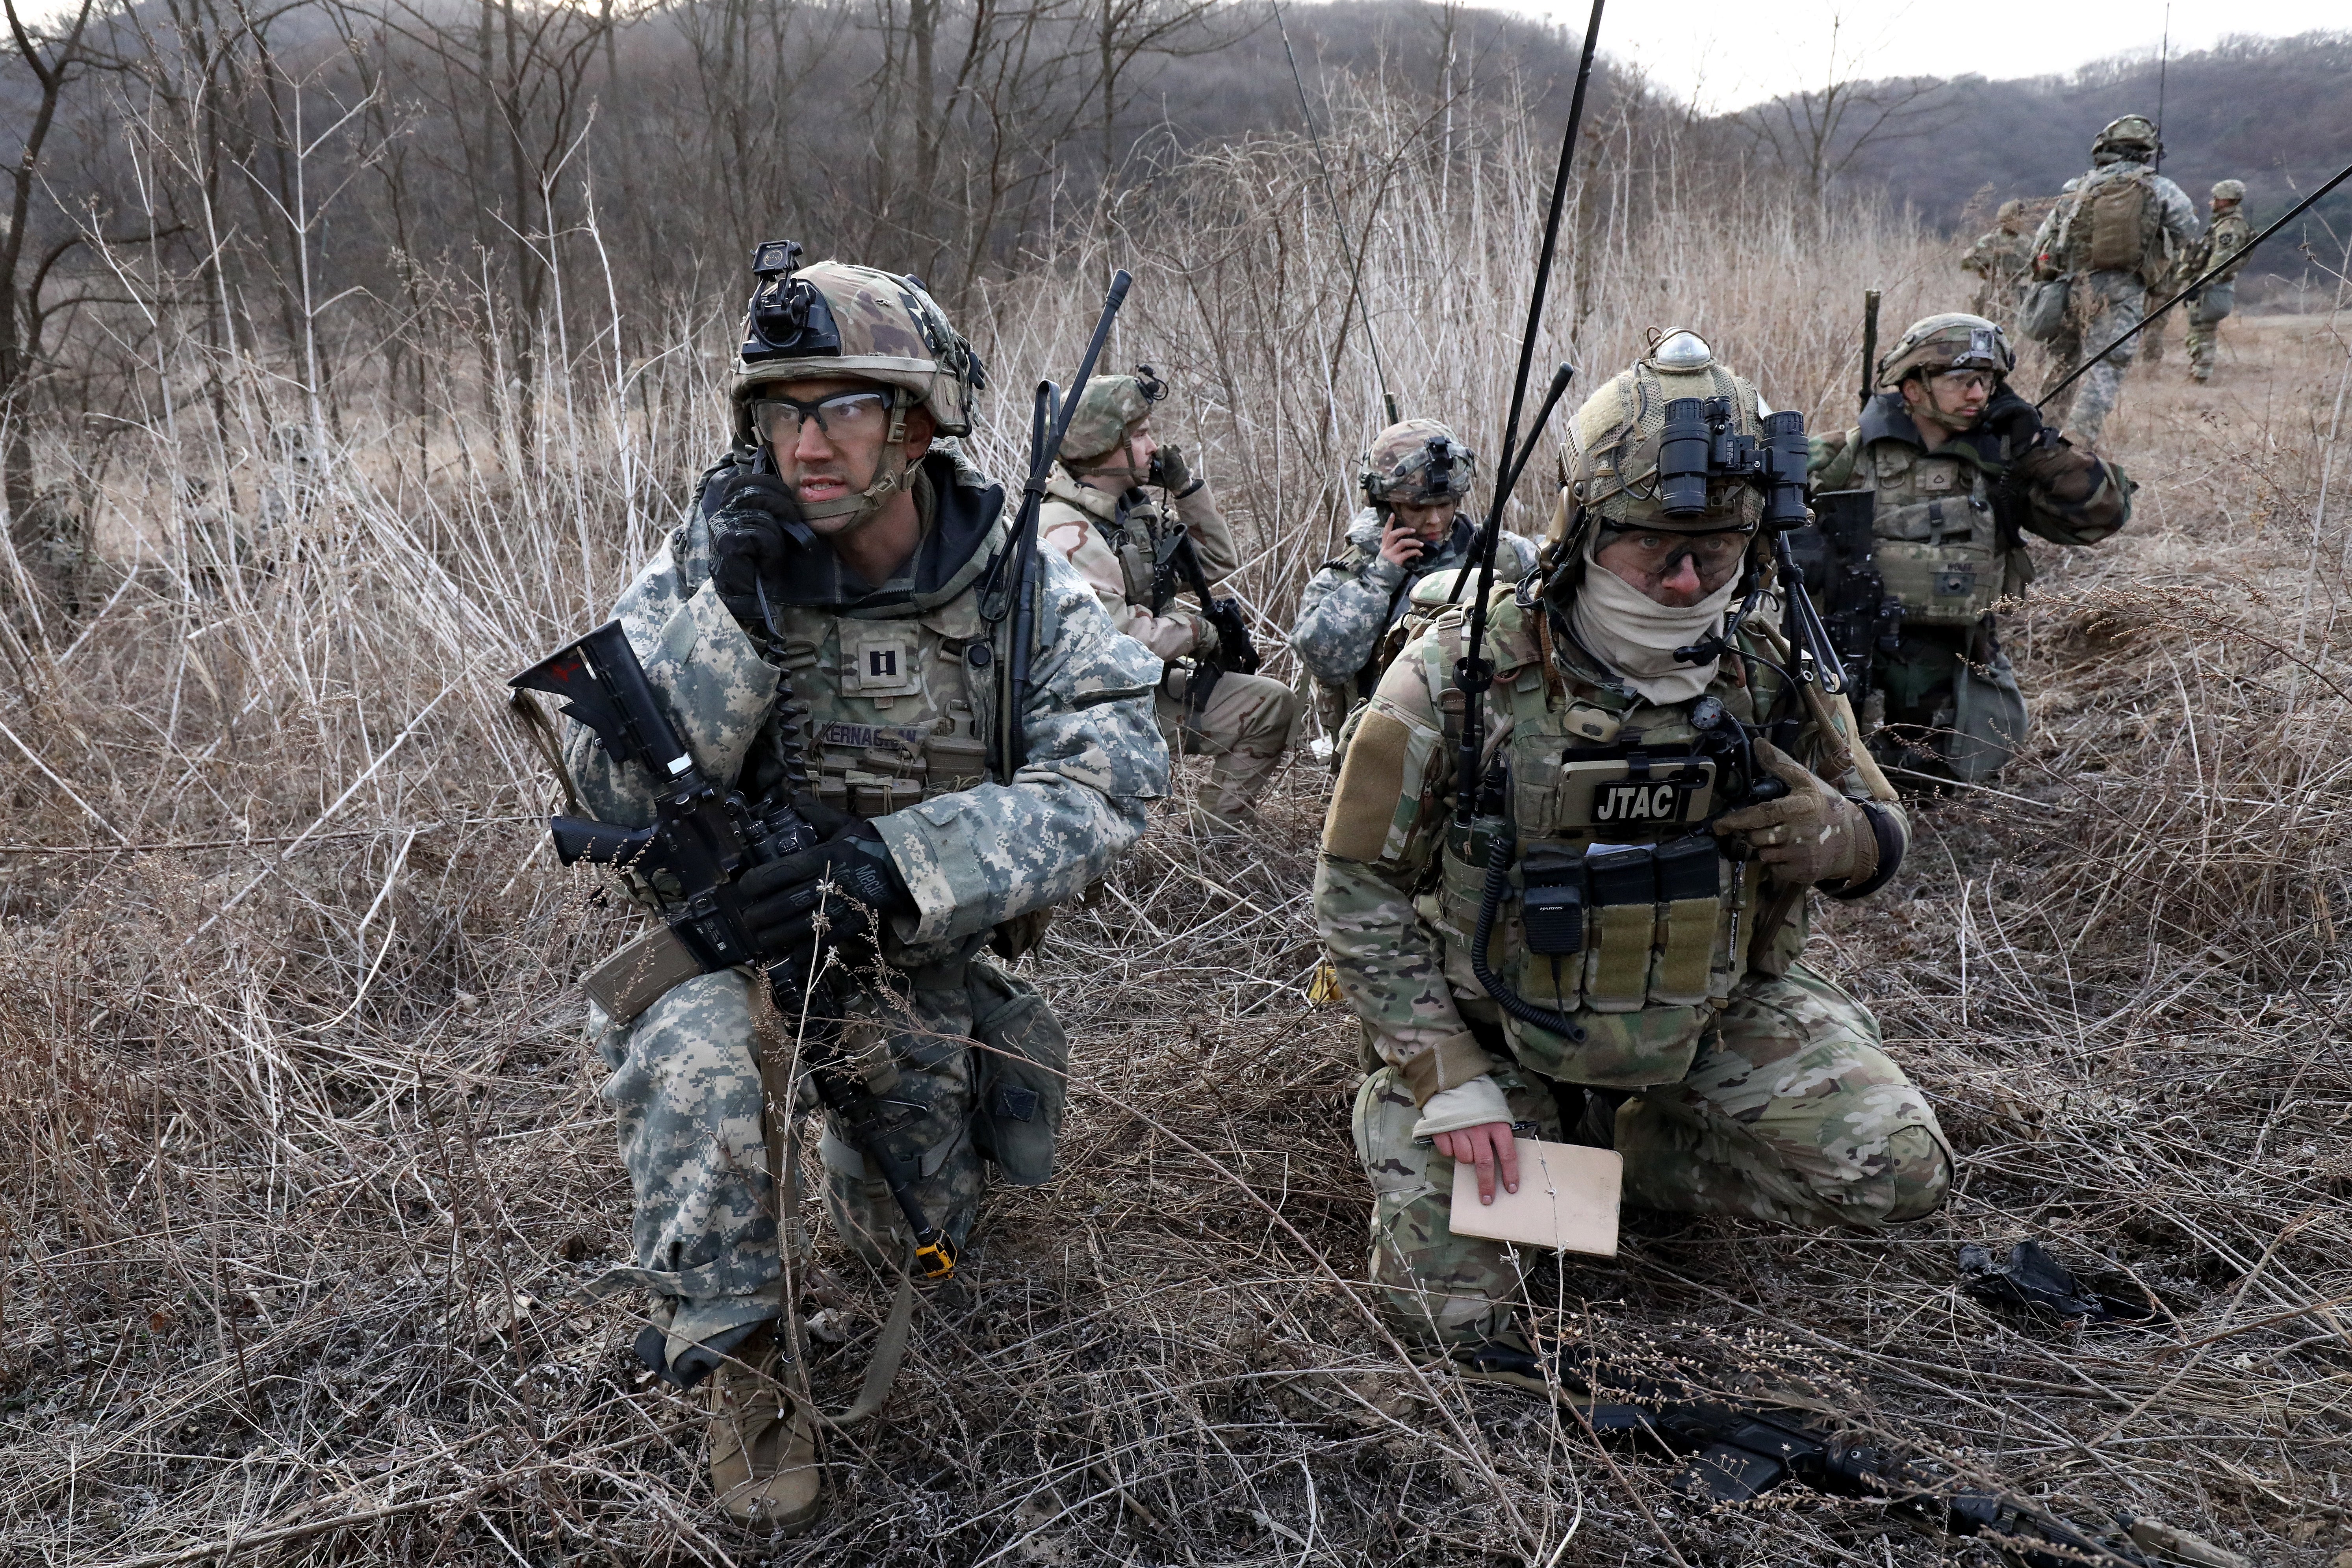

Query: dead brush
left=1, top=118, right=2347, bottom=1568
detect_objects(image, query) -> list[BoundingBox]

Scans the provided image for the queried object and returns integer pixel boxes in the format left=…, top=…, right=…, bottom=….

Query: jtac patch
left=1555, top=755, right=1716, bottom=828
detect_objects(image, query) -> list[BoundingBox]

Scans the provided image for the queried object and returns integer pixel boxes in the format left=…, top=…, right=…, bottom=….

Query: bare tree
left=1733, top=12, right=1954, bottom=203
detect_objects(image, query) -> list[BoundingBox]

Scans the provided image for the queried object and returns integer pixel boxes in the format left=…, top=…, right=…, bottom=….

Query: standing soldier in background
left=1289, top=419, right=1540, bottom=755
left=2184, top=180, right=2254, bottom=384
left=562, top=252, right=1167, bottom=1531
left=1038, top=368, right=1297, bottom=833
left=1317, top=333, right=1951, bottom=1355
left=2026, top=115, right=2198, bottom=448
left=1809, top=315, right=2131, bottom=785
left=1959, top=200, right=2032, bottom=333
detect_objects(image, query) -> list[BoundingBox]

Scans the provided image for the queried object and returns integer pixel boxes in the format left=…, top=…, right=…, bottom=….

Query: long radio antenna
left=1271, top=0, right=1400, bottom=425
left=2154, top=4, right=2170, bottom=173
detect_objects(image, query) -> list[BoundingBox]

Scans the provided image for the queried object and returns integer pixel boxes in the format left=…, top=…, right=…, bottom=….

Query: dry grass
left=2, top=135, right=2349, bottom=1566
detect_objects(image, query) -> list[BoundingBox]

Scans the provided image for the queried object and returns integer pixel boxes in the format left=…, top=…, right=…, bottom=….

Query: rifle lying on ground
left=1154, top=526, right=1261, bottom=720
left=1465, top=1337, right=2250, bottom=1568
left=512, top=622, right=963, bottom=1280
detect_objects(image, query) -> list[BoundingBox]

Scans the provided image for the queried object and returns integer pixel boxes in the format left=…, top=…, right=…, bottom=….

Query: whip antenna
left=1452, top=0, right=1606, bottom=826
left=1271, top=0, right=1400, bottom=425
left=2154, top=4, right=2170, bottom=173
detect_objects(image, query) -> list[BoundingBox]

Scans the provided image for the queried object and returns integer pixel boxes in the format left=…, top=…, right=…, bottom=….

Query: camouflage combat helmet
left=2211, top=178, right=2246, bottom=204
left=1360, top=419, right=1476, bottom=509
left=2091, top=114, right=2161, bottom=165
left=1058, top=366, right=1166, bottom=467
left=1566, top=329, right=1766, bottom=533
left=1875, top=313, right=2016, bottom=390
left=1996, top=198, right=2025, bottom=230
left=730, top=241, right=985, bottom=520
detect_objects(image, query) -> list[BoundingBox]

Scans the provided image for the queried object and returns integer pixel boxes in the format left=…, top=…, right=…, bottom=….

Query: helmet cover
left=2211, top=178, right=2245, bottom=203
left=1360, top=419, right=1477, bottom=507
left=1567, top=343, right=1765, bottom=531
left=729, top=248, right=986, bottom=439
left=2092, top=114, right=2161, bottom=165
left=1058, top=368, right=1165, bottom=464
left=1876, top=312, right=2015, bottom=389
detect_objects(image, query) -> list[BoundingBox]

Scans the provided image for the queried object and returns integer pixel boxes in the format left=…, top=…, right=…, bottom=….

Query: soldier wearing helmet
left=2183, top=179, right=2253, bottom=383
left=558, top=245, right=1168, bottom=1531
left=1289, top=419, right=1540, bottom=752
left=1809, top=312, right=2131, bottom=786
left=1036, top=367, right=1299, bottom=833
left=1313, top=328, right=1951, bottom=1357
left=2026, top=114, right=2198, bottom=445
left=1959, top=198, right=2034, bottom=332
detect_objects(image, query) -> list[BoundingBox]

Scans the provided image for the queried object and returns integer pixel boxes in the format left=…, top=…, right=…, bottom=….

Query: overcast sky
left=1506, top=0, right=2346, bottom=113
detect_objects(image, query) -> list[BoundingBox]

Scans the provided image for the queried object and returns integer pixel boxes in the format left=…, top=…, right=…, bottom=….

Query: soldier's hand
left=1151, top=442, right=1193, bottom=494
left=1978, top=389, right=2044, bottom=451
left=1378, top=519, right=1427, bottom=569
left=708, top=471, right=813, bottom=632
left=1712, top=739, right=1878, bottom=888
left=738, top=820, right=916, bottom=967
left=1433, top=1123, right=1520, bottom=1205
left=1187, top=609, right=1220, bottom=659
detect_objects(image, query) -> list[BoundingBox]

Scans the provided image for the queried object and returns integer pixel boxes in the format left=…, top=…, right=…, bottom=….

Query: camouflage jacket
left=1038, top=468, right=1241, bottom=665
left=1291, top=507, right=1541, bottom=693
left=1314, top=579, right=1901, bottom=1105
left=2190, top=208, right=2254, bottom=285
left=2031, top=161, right=2198, bottom=286
left=1960, top=228, right=2030, bottom=281
left=564, top=445, right=1169, bottom=966
left=1809, top=387, right=2131, bottom=622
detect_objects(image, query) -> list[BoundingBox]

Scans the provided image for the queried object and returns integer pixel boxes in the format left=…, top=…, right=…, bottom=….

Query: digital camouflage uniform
left=2029, top=117, right=2198, bottom=447
left=566, top=271, right=1169, bottom=1377
left=1038, top=375, right=1296, bottom=825
left=1317, top=352, right=1950, bottom=1348
left=2185, top=182, right=2253, bottom=382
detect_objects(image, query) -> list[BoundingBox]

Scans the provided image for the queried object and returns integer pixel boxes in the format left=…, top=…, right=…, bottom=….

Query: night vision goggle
left=1365, top=434, right=1476, bottom=505
left=1655, top=397, right=1810, bottom=532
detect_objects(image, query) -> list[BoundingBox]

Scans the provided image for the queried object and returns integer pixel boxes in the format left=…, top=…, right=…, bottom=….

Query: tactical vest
left=2059, top=168, right=2172, bottom=287
left=760, top=598, right=996, bottom=819
left=1412, top=594, right=1805, bottom=1089
left=1079, top=488, right=1176, bottom=615
left=1854, top=440, right=2010, bottom=627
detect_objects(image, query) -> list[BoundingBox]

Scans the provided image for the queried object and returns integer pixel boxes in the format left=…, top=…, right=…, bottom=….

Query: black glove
left=1149, top=442, right=1194, bottom=494
left=738, top=820, right=916, bottom=973
left=707, top=471, right=812, bottom=633
left=1978, top=389, right=2046, bottom=453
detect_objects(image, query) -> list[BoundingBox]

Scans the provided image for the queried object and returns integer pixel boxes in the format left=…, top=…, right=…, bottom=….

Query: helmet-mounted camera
left=1655, top=397, right=1810, bottom=532
left=741, top=239, right=841, bottom=364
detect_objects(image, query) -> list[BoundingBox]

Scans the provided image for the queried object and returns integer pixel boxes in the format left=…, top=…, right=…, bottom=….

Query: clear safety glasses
left=752, top=391, right=891, bottom=447
left=1601, top=525, right=1753, bottom=575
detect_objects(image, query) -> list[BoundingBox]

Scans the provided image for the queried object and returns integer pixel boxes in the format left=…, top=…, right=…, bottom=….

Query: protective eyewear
left=1930, top=369, right=1998, bottom=394
left=752, top=391, right=891, bottom=445
left=1601, top=525, right=1753, bottom=574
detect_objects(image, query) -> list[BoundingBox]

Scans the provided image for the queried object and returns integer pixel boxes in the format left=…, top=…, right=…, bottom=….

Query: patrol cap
left=1360, top=419, right=1476, bottom=508
left=730, top=247, right=985, bottom=438
left=2211, top=178, right=2246, bottom=203
left=2092, top=113, right=2161, bottom=164
left=1876, top=312, right=2016, bottom=389
left=1058, top=367, right=1165, bottom=464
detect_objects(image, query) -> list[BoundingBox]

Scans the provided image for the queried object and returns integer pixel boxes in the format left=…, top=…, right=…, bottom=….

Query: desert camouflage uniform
left=1039, top=466, right=1297, bottom=822
left=1317, top=588, right=1949, bottom=1345
left=569, top=444, right=1168, bottom=1361
left=2031, top=146, right=2197, bottom=446
left=2185, top=187, right=2253, bottom=380
left=1291, top=507, right=1540, bottom=739
left=1809, top=381, right=2131, bottom=785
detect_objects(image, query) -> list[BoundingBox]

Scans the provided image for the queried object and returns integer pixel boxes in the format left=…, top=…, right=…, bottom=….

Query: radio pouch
left=1518, top=844, right=1586, bottom=1006
left=1584, top=845, right=1656, bottom=1012
left=1651, top=835, right=1721, bottom=1006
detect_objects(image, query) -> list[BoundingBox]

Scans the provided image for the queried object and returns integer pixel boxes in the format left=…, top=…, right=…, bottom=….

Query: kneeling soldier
left=1315, top=332, right=1951, bottom=1351
left=1039, top=368, right=1298, bottom=833
left=1809, top=314, right=2130, bottom=785
left=564, top=251, right=1166, bottom=1529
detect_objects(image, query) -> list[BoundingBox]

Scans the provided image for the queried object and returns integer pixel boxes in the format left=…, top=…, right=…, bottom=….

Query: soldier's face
left=2212, top=198, right=2239, bottom=216
left=1593, top=527, right=1745, bottom=607
left=1390, top=499, right=1458, bottom=540
left=1904, top=369, right=1993, bottom=432
left=764, top=375, right=933, bottom=533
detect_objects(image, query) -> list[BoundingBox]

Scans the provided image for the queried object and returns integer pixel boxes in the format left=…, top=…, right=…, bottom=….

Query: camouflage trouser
left=1352, top=965, right=1951, bottom=1345
left=2057, top=270, right=2147, bottom=449
left=593, top=965, right=988, bottom=1354
left=2141, top=290, right=2168, bottom=362
left=1870, top=627, right=2028, bottom=786
left=2185, top=282, right=2235, bottom=377
left=1158, top=666, right=1302, bottom=818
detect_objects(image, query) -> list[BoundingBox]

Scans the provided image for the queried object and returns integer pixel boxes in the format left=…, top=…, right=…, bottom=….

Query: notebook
left=1448, top=1137, right=1622, bottom=1258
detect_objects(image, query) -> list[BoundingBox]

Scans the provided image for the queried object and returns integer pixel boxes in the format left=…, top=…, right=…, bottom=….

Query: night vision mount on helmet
left=1361, top=419, right=1478, bottom=509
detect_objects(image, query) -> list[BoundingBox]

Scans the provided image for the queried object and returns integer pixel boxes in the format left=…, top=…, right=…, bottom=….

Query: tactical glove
left=1978, top=389, right=2046, bottom=452
left=1150, top=442, right=1193, bottom=495
left=707, top=471, right=812, bottom=635
left=738, top=820, right=916, bottom=976
left=1711, top=739, right=1878, bottom=888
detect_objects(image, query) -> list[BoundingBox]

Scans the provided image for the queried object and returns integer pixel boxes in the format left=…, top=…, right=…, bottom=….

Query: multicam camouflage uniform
left=1291, top=421, right=1539, bottom=746
left=1318, top=343, right=1949, bottom=1347
left=566, top=263, right=1168, bottom=1381
left=1959, top=200, right=2032, bottom=332
left=1810, top=314, right=2132, bottom=785
left=1039, top=373, right=1296, bottom=826
left=2029, top=116, right=2198, bottom=447
left=2185, top=181, right=2253, bottom=382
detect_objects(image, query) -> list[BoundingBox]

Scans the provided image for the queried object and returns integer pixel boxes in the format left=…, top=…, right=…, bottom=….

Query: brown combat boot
left=707, top=1324, right=823, bottom=1533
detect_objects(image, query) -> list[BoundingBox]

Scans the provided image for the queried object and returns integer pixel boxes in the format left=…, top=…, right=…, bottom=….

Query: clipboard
left=1448, top=1137, right=1622, bottom=1258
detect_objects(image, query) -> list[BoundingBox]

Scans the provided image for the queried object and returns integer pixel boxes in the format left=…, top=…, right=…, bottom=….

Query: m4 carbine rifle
left=510, top=621, right=960, bottom=1280
left=1783, top=488, right=1901, bottom=706
left=1153, top=525, right=1260, bottom=718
